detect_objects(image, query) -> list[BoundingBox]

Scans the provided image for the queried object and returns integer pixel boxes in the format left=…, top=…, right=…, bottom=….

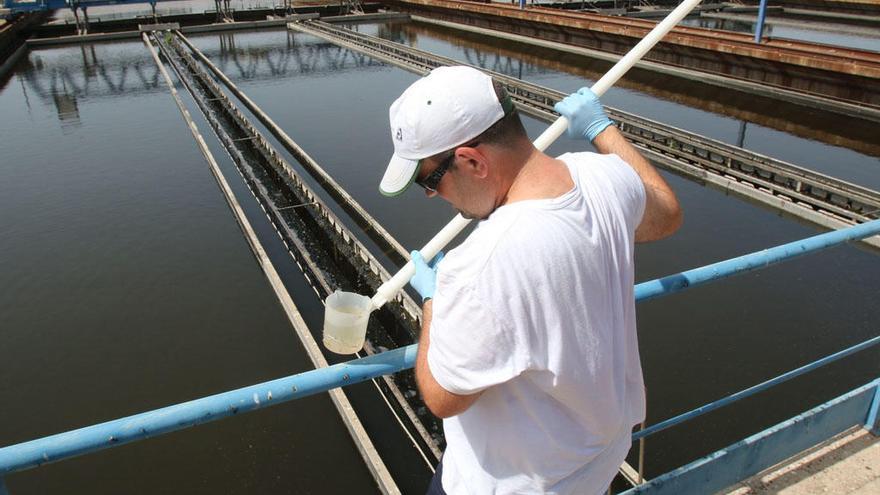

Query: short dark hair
left=475, top=81, right=527, bottom=146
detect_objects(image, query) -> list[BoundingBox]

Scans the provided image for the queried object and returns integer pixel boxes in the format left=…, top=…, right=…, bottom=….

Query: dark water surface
left=0, top=40, right=376, bottom=493
left=1, top=21, right=878, bottom=493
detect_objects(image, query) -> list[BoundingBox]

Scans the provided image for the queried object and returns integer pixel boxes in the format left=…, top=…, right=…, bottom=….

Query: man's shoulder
left=441, top=208, right=526, bottom=282
left=441, top=206, right=565, bottom=292
left=558, top=151, right=633, bottom=179
left=560, top=151, right=645, bottom=222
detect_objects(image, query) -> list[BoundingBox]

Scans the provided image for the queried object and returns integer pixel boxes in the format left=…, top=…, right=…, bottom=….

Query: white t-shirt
left=427, top=152, right=647, bottom=495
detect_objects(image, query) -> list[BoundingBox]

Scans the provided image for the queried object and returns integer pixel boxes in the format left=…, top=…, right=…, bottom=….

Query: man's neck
left=501, top=147, right=574, bottom=206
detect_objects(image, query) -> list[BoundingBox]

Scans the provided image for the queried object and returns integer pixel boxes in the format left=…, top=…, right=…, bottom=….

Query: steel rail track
left=289, top=20, right=880, bottom=249
left=151, top=31, right=444, bottom=472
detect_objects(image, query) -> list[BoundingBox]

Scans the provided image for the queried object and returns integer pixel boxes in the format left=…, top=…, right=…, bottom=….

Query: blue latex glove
left=409, top=250, right=444, bottom=303
left=553, top=87, right=613, bottom=142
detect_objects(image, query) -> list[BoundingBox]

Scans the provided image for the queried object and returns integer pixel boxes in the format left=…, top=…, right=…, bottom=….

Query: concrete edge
left=138, top=22, right=181, bottom=32
left=717, top=426, right=880, bottom=494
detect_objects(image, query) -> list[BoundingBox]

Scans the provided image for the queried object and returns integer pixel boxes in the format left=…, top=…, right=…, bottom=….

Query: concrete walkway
left=720, top=427, right=879, bottom=494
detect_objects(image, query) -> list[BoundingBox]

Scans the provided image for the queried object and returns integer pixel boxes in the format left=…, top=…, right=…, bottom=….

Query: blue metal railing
left=623, top=379, right=880, bottom=494
left=0, top=346, right=417, bottom=475
left=1, top=219, right=879, bottom=480
left=635, top=219, right=880, bottom=301
left=632, top=335, right=880, bottom=441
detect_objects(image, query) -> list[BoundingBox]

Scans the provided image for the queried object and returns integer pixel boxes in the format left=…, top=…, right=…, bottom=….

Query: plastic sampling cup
left=323, top=290, right=372, bottom=354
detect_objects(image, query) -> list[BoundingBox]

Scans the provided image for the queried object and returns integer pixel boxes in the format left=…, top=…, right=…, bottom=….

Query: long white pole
left=371, top=0, right=704, bottom=310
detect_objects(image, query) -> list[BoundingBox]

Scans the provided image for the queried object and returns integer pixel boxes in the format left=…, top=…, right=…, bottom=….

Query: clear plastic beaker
left=323, top=290, right=372, bottom=354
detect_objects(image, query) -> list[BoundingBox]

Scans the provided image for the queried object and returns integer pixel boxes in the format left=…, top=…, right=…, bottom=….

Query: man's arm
left=554, top=88, right=682, bottom=242
left=408, top=251, right=482, bottom=418
left=593, top=126, right=683, bottom=242
left=415, top=300, right=482, bottom=418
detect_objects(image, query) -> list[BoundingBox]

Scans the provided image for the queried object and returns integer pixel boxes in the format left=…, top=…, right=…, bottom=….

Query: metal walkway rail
left=149, top=29, right=444, bottom=481
left=288, top=19, right=880, bottom=249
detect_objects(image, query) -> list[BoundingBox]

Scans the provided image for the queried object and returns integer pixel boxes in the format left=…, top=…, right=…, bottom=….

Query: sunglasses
left=416, top=142, right=480, bottom=193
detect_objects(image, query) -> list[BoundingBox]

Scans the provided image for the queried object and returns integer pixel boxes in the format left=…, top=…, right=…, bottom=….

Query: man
left=379, top=66, right=682, bottom=494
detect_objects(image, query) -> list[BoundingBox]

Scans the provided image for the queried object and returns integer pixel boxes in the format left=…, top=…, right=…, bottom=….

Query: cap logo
left=395, top=128, right=403, bottom=141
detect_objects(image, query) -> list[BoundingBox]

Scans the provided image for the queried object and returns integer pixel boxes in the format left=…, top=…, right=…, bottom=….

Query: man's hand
left=410, top=250, right=444, bottom=303
left=556, top=89, right=682, bottom=241
left=554, top=88, right=614, bottom=143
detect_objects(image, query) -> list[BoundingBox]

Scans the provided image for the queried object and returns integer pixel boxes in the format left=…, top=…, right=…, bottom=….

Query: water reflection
left=20, top=32, right=393, bottom=126
left=51, top=90, right=81, bottom=128
left=204, top=31, right=385, bottom=80
left=375, top=22, right=407, bottom=46
left=22, top=43, right=162, bottom=125
left=682, top=17, right=759, bottom=35
left=381, top=22, right=551, bottom=79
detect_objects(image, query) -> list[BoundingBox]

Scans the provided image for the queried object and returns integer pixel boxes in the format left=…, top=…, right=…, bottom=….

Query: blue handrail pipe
left=2, top=219, right=879, bottom=486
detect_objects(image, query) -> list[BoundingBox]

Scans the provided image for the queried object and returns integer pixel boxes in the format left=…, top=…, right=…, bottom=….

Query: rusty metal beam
left=392, top=20, right=879, bottom=155
left=392, top=0, right=880, bottom=76
left=384, top=0, right=880, bottom=104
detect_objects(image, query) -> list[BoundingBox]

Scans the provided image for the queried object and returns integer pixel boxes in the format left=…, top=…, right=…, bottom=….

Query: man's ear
left=456, top=146, right=489, bottom=179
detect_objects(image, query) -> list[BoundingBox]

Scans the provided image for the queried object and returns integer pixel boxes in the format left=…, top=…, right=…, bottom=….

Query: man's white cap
left=380, top=66, right=506, bottom=197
